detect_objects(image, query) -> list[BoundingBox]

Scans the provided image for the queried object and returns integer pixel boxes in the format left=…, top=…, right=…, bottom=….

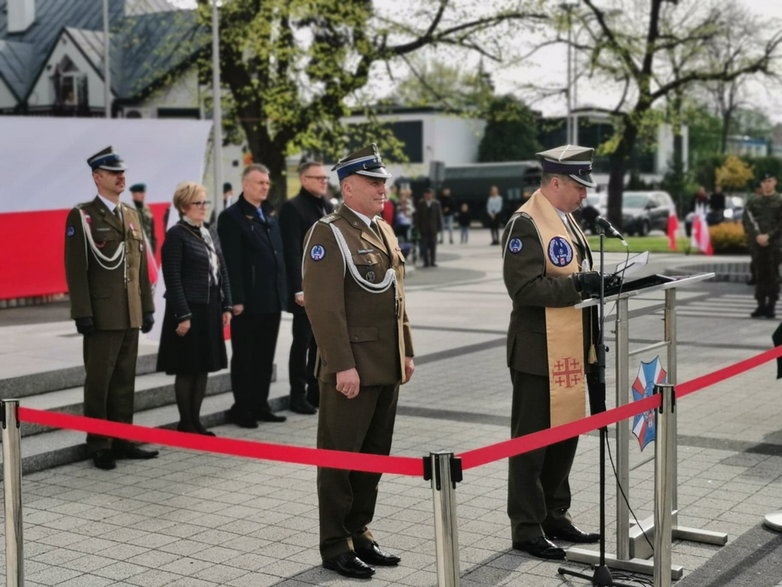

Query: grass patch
left=585, top=236, right=695, bottom=253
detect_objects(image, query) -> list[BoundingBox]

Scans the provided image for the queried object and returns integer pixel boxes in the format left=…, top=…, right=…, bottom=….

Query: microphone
left=595, top=216, right=628, bottom=247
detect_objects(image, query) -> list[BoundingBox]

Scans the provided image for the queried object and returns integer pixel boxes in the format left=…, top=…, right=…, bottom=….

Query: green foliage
left=710, top=222, right=749, bottom=254
left=478, top=95, right=541, bottom=161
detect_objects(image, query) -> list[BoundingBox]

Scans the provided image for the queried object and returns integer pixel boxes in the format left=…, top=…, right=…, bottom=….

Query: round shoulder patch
left=310, top=244, right=326, bottom=261
left=547, top=236, right=574, bottom=267
left=66, top=225, right=76, bottom=237
left=507, top=237, right=523, bottom=254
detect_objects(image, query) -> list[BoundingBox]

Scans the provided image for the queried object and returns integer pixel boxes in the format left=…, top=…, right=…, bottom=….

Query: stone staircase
left=0, top=351, right=283, bottom=475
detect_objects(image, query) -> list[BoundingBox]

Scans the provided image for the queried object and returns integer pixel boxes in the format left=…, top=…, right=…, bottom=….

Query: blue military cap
left=87, top=146, right=126, bottom=172
left=537, top=144, right=595, bottom=188
left=332, top=143, right=391, bottom=181
left=129, top=183, right=146, bottom=193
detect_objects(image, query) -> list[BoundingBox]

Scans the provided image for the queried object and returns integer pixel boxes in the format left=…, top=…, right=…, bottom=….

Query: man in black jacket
left=279, top=162, right=334, bottom=414
left=218, top=164, right=288, bottom=427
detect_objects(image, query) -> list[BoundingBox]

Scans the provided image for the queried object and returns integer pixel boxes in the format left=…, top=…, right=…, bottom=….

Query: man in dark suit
left=218, top=163, right=288, bottom=427
left=303, top=144, right=415, bottom=579
left=415, top=187, right=442, bottom=267
left=278, top=161, right=334, bottom=414
left=64, top=146, right=158, bottom=470
left=501, top=144, right=602, bottom=560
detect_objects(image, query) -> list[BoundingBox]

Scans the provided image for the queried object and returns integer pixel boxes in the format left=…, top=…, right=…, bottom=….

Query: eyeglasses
left=191, top=201, right=210, bottom=208
left=304, top=175, right=329, bottom=182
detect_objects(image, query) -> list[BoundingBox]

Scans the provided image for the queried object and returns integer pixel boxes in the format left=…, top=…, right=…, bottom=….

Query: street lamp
left=560, top=3, right=577, bottom=145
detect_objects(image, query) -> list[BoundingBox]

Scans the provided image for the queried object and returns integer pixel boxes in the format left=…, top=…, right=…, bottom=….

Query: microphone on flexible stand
left=595, top=216, right=629, bottom=247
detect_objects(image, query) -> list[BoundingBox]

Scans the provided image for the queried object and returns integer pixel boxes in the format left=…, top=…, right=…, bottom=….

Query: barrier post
left=425, top=451, right=462, bottom=587
left=2, top=399, right=24, bottom=587
left=653, top=384, right=674, bottom=587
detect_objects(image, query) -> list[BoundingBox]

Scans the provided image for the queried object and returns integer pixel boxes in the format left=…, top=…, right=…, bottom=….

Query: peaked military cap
left=332, top=143, right=391, bottom=181
left=129, top=183, right=146, bottom=193
left=87, top=146, right=126, bottom=172
left=537, top=144, right=595, bottom=188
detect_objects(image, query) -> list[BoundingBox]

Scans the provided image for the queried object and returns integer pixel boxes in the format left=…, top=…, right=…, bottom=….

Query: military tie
left=369, top=220, right=381, bottom=239
left=114, top=205, right=122, bottom=223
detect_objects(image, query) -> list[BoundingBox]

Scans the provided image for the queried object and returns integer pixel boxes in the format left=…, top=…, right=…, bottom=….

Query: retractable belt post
left=654, top=384, right=675, bottom=587
left=2, top=399, right=24, bottom=587
left=424, top=451, right=463, bottom=587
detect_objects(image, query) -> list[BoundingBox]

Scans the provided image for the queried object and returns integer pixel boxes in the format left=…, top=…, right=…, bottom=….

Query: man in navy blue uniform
left=218, top=164, right=288, bottom=427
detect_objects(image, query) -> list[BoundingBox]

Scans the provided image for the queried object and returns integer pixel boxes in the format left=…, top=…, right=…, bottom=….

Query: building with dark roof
left=0, top=0, right=207, bottom=117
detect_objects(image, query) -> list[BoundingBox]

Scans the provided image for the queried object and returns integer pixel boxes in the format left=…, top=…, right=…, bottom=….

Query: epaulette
left=319, top=214, right=338, bottom=224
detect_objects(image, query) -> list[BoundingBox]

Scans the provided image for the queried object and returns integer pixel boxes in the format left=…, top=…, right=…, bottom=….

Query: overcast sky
left=169, top=0, right=782, bottom=123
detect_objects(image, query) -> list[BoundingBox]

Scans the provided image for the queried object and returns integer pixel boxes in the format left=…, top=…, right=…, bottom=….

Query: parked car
left=621, top=190, right=676, bottom=236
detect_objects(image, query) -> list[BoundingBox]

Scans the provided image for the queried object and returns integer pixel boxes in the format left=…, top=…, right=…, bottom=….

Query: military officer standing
left=743, top=172, right=782, bottom=318
left=64, top=146, right=158, bottom=470
left=302, top=144, right=415, bottom=579
left=129, top=183, right=157, bottom=253
left=502, top=145, right=602, bottom=559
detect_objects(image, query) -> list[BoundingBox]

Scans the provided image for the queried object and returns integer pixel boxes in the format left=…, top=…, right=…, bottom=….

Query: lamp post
left=560, top=3, right=576, bottom=145
left=211, top=0, right=224, bottom=218
left=102, top=0, right=111, bottom=118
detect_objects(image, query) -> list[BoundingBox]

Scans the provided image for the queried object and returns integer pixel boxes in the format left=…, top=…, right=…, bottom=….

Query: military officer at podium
left=64, top=146, right=158, bottom=471
left=303, top=144, right=415, bottom=579
left=501, top=144, right=603, bottom=559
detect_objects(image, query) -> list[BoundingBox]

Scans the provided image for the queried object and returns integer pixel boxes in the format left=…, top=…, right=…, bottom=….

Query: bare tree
left=575, top=0, right=782, bottom=226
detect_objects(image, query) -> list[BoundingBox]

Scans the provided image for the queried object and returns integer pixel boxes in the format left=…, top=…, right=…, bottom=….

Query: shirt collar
left=345, top=205, right=375, bottom=227
left=97, top=193, right=119, bottom=212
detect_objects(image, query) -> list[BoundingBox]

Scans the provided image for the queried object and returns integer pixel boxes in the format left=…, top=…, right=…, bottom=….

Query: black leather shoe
left=113, top=444, right=159, bottom=460
left=307, top=388, right=320, bottom=408
left=322, top=552, right=375, bottom=578
left=92, top=449, right=116, bottom=470
left=355, top=542, right=401, bottom=566
left=512, top=536, right=565, bottom=560
left=256, top=411, right=287, bottom=423
left=290, top=396, right=317, bottom=415
left=546, top=525, right=600, bottom=543
left=751, top=306, right=767, bottom=318
left=229, top=410, right=258, bottom=428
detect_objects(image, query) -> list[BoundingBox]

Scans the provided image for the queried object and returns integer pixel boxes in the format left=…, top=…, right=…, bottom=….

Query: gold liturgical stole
left=521, top=190, right=587, bottom=427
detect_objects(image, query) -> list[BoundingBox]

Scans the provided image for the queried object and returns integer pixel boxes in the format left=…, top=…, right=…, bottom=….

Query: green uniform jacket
left=64, top=197, right=154, bottom=330
left=743, top=192, right=782, bottom=245
left=133, top=201, right=157, bottom=253
left=302, top=205, right=413, bottom=386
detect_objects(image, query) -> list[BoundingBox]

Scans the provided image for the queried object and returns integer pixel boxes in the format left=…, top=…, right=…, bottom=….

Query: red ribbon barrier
left=18, top=408, right=423, bottom=477
left=15, top=345, right=782, bottom=477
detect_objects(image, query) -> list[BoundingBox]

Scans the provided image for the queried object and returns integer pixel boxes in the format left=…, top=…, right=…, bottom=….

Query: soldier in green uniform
left=129, top=183, right=157, bottom=254
left=743, top=172, right=782, bottom=318
left=64, top=146, right=159, bottom=471
left=302, top=144, right=414, bottom=579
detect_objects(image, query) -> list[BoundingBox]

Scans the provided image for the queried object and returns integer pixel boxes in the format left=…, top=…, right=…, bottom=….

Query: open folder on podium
left=603, top=251, right=675, bottom=297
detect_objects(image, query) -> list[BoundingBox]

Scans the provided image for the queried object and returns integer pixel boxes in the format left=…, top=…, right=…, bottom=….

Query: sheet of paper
left=613, top=251, right=649, bottom=278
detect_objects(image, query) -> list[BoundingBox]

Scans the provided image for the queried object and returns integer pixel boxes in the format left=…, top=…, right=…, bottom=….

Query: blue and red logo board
left=632, top=356, right=667, bottom=451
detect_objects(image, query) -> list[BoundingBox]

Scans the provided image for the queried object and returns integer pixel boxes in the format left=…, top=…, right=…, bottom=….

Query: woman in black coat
left=157, top=182, right=232, bottom=435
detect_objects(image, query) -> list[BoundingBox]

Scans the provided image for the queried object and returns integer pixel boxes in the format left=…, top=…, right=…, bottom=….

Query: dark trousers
left=317, top=380, right=400, bottom=560
left=419, top=232, right=437, bottom=266
left=507, top=369, right=578, bottom=542
left=83, top=329, right=139, bottom=453
left=753, top=246, right=780, bottom=303
left=229, top=311, right=281, bottom=415
left=289, top=311, right=319, bottom=399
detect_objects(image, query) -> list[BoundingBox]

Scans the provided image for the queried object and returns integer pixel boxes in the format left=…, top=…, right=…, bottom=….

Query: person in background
left=278, top=161, right=334, bottom=414
left=157, top=182, right=232, bottom=435
left=439, top=187, right=455, bottom=244
left=129, top=183, right=157, bottom=253
left=303, top=143, right=415, bottom=579
left=457, top=201, right=472, bottom=244
left=218, top=164, right=288, bottom=427
left=487, top=185, right=503, bottom=245
left=209, top=182, right=235, bottom=225
left=64, top=146, right=158, bottom=470
left=743, top=172, right=782, bottom=318
left=415, top=187, right=443, bottom=267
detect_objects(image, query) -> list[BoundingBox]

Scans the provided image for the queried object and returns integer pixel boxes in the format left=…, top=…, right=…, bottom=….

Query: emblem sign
left=548, top=236, right=573, bottom=267
left=508, top=238, right=523, bottom=254
left=310, top=244, right=326, bottom=261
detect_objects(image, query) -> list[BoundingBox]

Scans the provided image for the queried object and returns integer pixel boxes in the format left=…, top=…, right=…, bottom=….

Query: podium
left=569, top=272, right=727, bottom=579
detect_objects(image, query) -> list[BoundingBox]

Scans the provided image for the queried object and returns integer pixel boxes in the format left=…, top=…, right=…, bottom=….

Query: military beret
left=129, top=183, right=146, bottom=193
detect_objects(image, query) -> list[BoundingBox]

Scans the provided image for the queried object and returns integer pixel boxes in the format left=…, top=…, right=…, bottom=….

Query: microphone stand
left=558, top=230, right=635, bottom=587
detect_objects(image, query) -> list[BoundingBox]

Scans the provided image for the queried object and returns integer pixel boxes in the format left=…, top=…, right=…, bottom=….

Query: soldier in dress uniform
left=64, top=146, right=159, bottom=471
left=302, top=144, right=415, bottom=579
left=502, top=144, right=604, bottom=560
left=129, top=183, right=157, bottom=253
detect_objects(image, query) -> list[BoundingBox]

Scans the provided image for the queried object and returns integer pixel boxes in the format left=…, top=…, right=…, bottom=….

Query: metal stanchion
left=424, top=451, right=462, bottom=587
left=653, top=384, right=674, bottom=587
left=2, top=399, right=24, bottom=587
